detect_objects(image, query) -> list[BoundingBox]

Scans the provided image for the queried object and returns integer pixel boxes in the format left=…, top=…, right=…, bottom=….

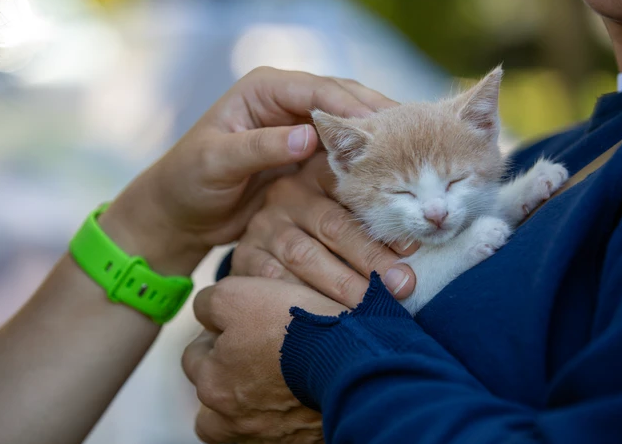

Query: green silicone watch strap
left=69, top=203, right=193, bottom=325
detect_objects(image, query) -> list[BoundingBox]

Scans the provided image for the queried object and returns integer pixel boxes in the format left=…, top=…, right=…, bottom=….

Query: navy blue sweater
left=219, top=93, right=622, bottom=443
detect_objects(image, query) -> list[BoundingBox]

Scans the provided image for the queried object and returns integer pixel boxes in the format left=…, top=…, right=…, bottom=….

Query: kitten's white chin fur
left=418, top=226, right=460, bottom=245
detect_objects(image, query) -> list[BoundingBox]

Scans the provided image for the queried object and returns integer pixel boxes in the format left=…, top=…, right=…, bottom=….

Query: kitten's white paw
left=467, top=217, right=511, bottom=261
left=519, top=160, right=569, bottom=217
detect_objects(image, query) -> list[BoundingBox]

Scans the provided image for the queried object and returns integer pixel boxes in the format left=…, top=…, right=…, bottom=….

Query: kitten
left=312, top=67, right=568, bottom=315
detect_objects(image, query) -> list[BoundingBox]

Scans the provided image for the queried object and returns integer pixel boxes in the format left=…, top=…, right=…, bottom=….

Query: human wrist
left=98, top=183, right=209, bottom=277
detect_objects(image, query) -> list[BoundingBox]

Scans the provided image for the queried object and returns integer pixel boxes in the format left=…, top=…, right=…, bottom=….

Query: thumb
left=214, top=124, right=318, bottom=180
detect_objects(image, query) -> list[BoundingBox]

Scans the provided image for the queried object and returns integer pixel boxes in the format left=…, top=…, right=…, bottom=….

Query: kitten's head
left=313, top=67, right=506, bottom=246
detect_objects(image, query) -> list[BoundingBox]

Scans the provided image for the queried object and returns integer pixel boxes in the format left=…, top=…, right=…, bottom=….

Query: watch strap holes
left=138, top=284, right=148, bottom=297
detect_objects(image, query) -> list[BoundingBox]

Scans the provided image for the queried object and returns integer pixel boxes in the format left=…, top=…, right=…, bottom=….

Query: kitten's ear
left=312, top=110, right=371, bottom=173
left=455, top=66, right=502, bottom=140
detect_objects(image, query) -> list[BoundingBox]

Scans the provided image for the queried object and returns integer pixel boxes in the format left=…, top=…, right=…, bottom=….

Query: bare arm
left=0, top=191, right=206, bottom=444
left=0, top=67, right=392, bottom=444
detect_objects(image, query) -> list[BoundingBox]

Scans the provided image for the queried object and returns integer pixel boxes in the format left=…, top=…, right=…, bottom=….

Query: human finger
left=330, top=77, right=399, bottom=111
left=243, top=68, right=376, bottom=124
left=208, top=125, right=317, bottom=181
left=231, top=243, right=304, bottom=285
left=263, top=222, right=372, bottom=307
left=195, top=405, right=237, bottom=443
left=182, top=330, right=217, bottom=386
left=287, top=192, right=415, bottom=299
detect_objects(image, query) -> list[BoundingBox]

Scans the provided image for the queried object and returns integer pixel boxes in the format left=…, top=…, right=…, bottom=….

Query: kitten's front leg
left=400, top=217, right=511, bottom=315
left=497, top=159, right=569, bottom=227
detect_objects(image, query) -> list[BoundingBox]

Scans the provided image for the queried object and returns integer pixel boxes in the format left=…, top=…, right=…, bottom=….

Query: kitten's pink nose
left=424, top=209, right=448, bottom=228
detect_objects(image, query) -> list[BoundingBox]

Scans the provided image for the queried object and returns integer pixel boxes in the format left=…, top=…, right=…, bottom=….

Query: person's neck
left=605, top=19, right=622, bottom=71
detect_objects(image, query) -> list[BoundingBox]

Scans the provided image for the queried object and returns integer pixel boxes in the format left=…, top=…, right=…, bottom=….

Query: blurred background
left=0, top=0, right=616, bottom=442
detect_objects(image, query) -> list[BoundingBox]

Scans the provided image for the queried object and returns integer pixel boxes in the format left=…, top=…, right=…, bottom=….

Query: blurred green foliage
left=354, top=0, right=617, bottom=141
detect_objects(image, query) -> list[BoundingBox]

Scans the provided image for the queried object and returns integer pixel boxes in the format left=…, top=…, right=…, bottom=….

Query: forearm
left=0, top=253, right=160, bottom=444
left=0, top=190, right=208, bottom=444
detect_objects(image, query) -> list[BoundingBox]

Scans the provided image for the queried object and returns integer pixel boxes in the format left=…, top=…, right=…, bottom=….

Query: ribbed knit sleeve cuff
left=280, top=271, right=423, bottom=411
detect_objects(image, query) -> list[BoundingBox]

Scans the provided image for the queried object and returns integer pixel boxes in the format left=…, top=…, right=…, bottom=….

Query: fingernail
left=288, top=124, right=309, bottom=154
left=384, top=268, right=409, bottom=295
left=398, top=239, right=414, bottom=252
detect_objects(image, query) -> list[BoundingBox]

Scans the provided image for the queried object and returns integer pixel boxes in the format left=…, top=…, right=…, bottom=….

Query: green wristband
left=69, top=203, right=193, bottom=325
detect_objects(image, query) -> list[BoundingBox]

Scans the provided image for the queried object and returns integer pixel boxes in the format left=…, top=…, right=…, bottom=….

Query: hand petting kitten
left=313, top=67, right=569, bottom=314
left=231, top=152, right=417, bottom=305
left=234, top=67, right=568, bottom=314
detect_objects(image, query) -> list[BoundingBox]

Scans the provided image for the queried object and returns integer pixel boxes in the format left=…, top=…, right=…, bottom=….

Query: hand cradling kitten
left=313, top=67, right=568, bottom=314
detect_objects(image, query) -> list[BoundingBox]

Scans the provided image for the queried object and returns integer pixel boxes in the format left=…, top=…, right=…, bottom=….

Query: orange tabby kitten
left=313, top=67, right=568, bottom=314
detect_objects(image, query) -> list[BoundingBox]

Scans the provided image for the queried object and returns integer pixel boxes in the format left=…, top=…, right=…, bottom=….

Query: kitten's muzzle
left=423, top=209, right=448, bottom=229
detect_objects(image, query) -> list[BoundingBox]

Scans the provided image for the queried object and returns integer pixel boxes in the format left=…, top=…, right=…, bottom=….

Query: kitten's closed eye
left=446, top=176, right=469, bottom=191
left=393, top=190, right=417, bottom=198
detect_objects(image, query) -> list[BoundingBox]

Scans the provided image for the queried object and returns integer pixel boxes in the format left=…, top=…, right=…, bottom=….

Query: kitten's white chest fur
left=312, top=66, right=569, bottom=316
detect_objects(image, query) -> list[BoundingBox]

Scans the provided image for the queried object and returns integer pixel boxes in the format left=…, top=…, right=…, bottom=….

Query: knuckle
left=258, top=256, right=285, bottom=279
left=199, top=140, right=218, bottom=176
left=247, top=128, right=268, bottom=159
left=322, top=76, right=340, bottom=88
left=197, top=379, right=236, bottom=413
left=252, top=65, right=278, bottom=74
left=246, top=211, right=271, bottom=235
left=235, top=416, right=266, bottom=437
left=318, top=208, right=350, bottom=242
left=334, top=273, right=358, bottom=301
left=340, top=77, right=362, bottom=87
left=316, top=77, right=340, bottom=96
left=201, top=280, right=231, bottom=316
left=192, top=287, right=214, bottom=320
left=194, top=413, right=226, bottom=444
left=231, top=384, right=251, bottom=408
left=281, top=231, right=318, bottom=267
left=363, top=248, right=390, bottom=273
left=194, top=424, right=212, bottom=444
left=194, top=369, right=215, bottom=407
left=248, top=65, right=276, bottom=78
left=232, top=244, right=266, bottom=276
left=181, top=345, right=197, bottom=382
